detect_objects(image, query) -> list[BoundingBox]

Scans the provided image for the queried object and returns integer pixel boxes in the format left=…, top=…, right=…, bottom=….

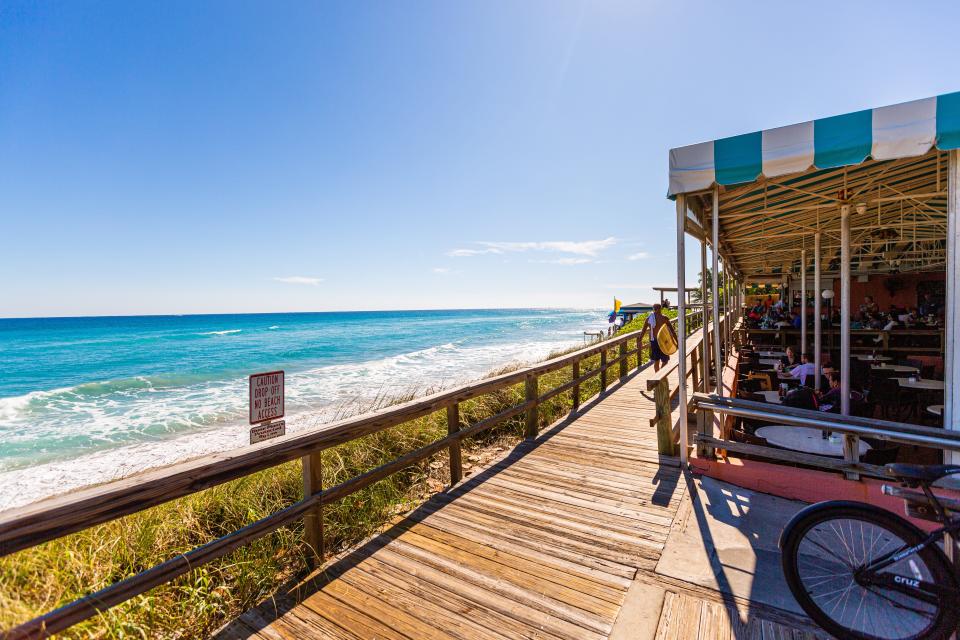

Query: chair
left=862, top=443, right=900, bottom=466
left=739, top=378, right=762, bottom=393
left=728, top=429, right=773, bottom=461
left=872, top=377, right=910, bottom=421
left=746, top=371, right=774, bottom=391
left=921, top=365, right=936, bottom=380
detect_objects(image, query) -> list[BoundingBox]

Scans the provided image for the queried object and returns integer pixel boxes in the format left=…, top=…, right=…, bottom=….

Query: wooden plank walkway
left=217, top=332, right=820, bottom=640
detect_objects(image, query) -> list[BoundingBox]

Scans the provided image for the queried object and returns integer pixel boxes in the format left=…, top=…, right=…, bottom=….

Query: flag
left=613, top=298, right=622, bottom=313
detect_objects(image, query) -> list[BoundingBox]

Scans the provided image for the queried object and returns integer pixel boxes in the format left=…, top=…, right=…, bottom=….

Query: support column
left=814, top=233, right=822, bottom=391
left=711, top=187, right=722, bottom=397
left=840, top=205, right=851, bottom=416
left=676, top=195, right=689, bottom=468
left=800, top=248, right=807, bottom=356
left=946, top=150, right=960, bottom=463
left=701, top=239, right=710, bottom=392
left=840, top=203, right=859, bottom=479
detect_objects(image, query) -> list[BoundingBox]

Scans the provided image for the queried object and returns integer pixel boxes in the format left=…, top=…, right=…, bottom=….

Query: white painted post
left=712, top=187, right=722, bottom=396
left=676, top=195, right=689, bottom=468
left=946, top=150, right=960, bottom=464
left=840, top=205, right=851, bottom=416
left=840, top=204, right=859, bottom=479
left=814, top=232, right=822, bottom=391
left=701, top=239, right=710, bottom=392
left=800, top=248, right=807, bottom=357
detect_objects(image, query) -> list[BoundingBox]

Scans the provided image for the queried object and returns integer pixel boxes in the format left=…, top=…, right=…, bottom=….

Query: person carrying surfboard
left=646, top=303, right=678, bottom=372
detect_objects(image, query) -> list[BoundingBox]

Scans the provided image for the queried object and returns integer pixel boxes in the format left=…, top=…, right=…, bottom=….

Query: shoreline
left=0, top=332, right=597, bottom=512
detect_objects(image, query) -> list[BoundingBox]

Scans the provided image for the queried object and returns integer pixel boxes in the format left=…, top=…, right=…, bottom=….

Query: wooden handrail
left=1, top=322, right=653, bottom=638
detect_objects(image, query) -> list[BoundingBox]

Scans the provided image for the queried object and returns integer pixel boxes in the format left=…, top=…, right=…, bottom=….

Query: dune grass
left=0, top=325, right=651, bottom=639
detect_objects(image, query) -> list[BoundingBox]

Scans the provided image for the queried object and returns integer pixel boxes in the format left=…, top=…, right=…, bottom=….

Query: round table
left=870, top=365, right=918, bottom=373
left=927, top=404, right=944, bottom=416
left=855, top=355, right=892, bottom=362
left=895, top=378, right=945, bottom=391
left=756, top=426, right=871, bottom=457
left=757, top=390, right=782, bottom=404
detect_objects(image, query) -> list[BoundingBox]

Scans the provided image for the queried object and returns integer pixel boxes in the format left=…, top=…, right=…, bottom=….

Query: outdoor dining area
left=665, top=92, right=960, bottom=493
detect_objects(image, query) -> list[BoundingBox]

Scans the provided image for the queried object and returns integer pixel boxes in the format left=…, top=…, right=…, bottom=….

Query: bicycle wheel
left=780, top=501, right=957, bottom=640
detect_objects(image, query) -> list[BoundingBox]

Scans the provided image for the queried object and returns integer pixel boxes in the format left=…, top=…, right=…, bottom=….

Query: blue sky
left=2, top=1, right=958, bottom=317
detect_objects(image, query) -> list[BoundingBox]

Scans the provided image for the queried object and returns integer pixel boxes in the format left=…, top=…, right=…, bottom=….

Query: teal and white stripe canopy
left=668, top=92, right=960, bottom=197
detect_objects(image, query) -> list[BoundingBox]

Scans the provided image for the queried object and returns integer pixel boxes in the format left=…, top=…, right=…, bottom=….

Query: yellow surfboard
left=656, top=322, right=678, bottom=356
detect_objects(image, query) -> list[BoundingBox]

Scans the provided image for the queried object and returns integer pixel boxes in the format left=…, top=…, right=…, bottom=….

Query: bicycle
left=780, top=463, right=960, bottom=640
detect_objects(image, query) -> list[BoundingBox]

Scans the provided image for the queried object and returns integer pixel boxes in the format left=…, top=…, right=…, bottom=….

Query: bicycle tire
left=780, top=501, right=958, bottom=640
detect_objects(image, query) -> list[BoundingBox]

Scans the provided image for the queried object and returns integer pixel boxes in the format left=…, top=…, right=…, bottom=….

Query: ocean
left=0, top=308, right=607, bottom=509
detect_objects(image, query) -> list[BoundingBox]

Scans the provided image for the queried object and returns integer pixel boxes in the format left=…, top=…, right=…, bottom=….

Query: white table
left=894, top=378, right=945, bottom=391
left=854, top=355, right=892, bottom=362
left=757, top=390, right=782, bottom=404
left=756, top=426, right=871, bottom=458
left=756, top=351, right=786, bottom=358
left=758, top=358, right=783, bottom=366
left=927, top=404, right=944, bottom=416
left=870, top=365, right=918, bottom=373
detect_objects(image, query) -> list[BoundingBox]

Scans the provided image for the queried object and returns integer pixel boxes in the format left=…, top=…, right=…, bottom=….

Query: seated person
left=780, top=346, right=800, bottom=368
left=788, top=353, right=817, bottom=386
left=817, top=371, right=864, bottom=412
left=858, top=295, right=880, bottom=321
left=919, top=293, right=939, bottom=317
left=782, top=385, right=818, bottom=410
left=791, top=312, right=803, bottom=329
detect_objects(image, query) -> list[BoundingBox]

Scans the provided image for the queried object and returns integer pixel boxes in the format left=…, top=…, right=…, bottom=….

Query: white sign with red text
left=249, top=370, right=284, bottom=424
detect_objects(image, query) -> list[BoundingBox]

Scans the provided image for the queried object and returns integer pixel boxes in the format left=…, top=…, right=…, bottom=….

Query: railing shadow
left=217, top=365, right=666, bottom=638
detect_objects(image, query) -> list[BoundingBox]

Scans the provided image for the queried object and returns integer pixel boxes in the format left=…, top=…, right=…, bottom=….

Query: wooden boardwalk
left=218, top=334, right=821, bottom=640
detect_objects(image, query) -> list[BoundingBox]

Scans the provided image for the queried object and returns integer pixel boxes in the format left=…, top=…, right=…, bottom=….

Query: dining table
left=755, top=425, right=871, bottom=457
left=758, top=358, right=782, bottom=366
left=756, top=351, right=786, bottom=358
left=927, top=404, right=944, bottom=417
left=870, top=364, right=918, bottom=373
left=894, top=378, right=945, bottom=391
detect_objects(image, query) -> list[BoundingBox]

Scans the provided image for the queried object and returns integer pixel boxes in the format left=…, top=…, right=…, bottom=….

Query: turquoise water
left=0, top=309, right=605, bottom=507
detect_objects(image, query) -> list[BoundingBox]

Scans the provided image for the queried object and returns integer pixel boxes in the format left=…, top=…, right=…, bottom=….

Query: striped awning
left=668, top=92, right=960, bottom=196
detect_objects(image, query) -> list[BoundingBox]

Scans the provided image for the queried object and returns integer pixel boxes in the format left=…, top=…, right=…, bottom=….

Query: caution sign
left=249, top=370, right=284, bottom=424
left=250, top=420, right=286, bottom=445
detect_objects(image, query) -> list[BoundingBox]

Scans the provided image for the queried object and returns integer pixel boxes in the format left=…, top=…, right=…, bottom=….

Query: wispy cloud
left=446, top=248, right=502, bottom=257
left=448, top=237, right=617, bottom=258
left=273, top=276, right=323, bottom=286
left=626, top=252, right=649, bottom=261
left=432, top=267, right=459, bottom=275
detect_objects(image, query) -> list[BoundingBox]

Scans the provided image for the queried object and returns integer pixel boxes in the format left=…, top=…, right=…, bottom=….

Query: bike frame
left=857, top=485, right=960, bottom=606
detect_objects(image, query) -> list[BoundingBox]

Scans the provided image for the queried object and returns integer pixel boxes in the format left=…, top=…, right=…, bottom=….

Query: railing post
left=654, top=378, right=675, bottom=455
left=691, top=344, right=701, bottom=392
left=302, top=452, right=324, bottom=568
left=619, top=340, right=627, bottom=380
left=524, top=374, right=538, bottom=438
left=637, top=335, right=644, bottom=370
left=571, top=359, right=580, bottom=412
left=600, top=348, right=607, bottom=391
left=696, top=406, right=716, bottom=459
left=446, top=403, right=463, bottom=485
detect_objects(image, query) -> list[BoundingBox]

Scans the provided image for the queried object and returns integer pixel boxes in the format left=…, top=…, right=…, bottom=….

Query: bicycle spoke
left=792, top=516, right=945, bottom=640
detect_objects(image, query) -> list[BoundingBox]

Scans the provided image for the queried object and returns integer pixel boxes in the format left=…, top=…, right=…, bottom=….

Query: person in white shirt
left=789, top=353, right=818, bottom=387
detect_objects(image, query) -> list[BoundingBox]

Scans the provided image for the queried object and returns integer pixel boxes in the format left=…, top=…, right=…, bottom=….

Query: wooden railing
left=743, top=327, right=944, bottom=354
left=690, top=393, right=960, bottom=479
left=0, top=312, right=700, bottom=639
